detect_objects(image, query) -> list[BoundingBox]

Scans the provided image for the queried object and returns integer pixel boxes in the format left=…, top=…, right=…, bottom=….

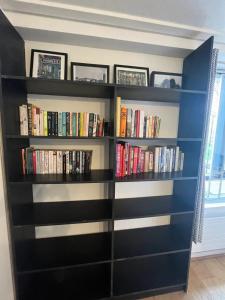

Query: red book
left=137, top=147, right=141, bottom=173
left=116, top=144, right=121, bottom=177
left=120, top=144, right=123, bottom=177
left=140, top=150, right=145, bottom=173
left=32, top=150, right=36, bottom=175
left=133, top=147, right=138, bottom=174
left=127, top=144, right=132, bottom=176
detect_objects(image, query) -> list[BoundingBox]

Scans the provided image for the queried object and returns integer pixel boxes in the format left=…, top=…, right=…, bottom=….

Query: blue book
left=58, top=112, right=62, bottom=136
left=62, top=112, right=67, bottom=136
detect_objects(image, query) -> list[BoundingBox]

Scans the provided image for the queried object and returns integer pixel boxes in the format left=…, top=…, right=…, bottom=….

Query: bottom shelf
left=113, top=252, right=188, bottom=297
left=18, top=263, right=111, bottom=300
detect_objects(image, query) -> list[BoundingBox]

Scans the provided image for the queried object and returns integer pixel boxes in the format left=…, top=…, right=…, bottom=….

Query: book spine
left=76, top=151, right=80, bottom=173
left=133, top=147, right=138, bottom=174
left=70, top=112, right=72, bottom=136
left=126, top=108, right=132, bottom=137
left=120, top=107, right=127, bottom=137
left=51, top=112, right=55, bottom=136
left=66, top=112, right=70, bottom=136
left=88, top=113, right=94, bottom=137
left=72, top=151, right=76, bottom=174
left=80, top=112, right=83, bottom=137
left=116, top=96, right=121, bottom=137
left=72, top=112, right=76, bottom=136
left=44, top=151, right=49, bottom=174
left=19, top=105, right=28, bottom=135
left=53, top=151, right=57, bottom=173
left=57, top=151, right=63, bottom=174
left=154, top=147, right=159, bottom=173
left=139, top=110, right=144, bottom=138
left=144, top=151, right=150, bottom=172
left=55, top=112, right=58, bottom=136
left=47, top=112, right=52, bottom=136
left=175, top=146, right=180, bottom=172
left=32, top=106, right=37, bottom=136
left=43, top=111, right=48, bottom=136
left=93, top=114, right=97, bottom=137
left=58, top=112, right=62, bottom=136
left=62, top=112, right=67, bottom=136
left=66, top=151, right=70, bottom=174
left=21, top=149, right=25, bottom=175
left=116, top=144, right=121, bottom=177
left=63, top=153, right=66, bottom=174
left=27, top=104, right=32, bottom=135
left=39, top=110, right=44, bottom=136
left=48, top=150, right=53, bottom=173
left=69, top=151, right=73, bottom=174
left=36, top=107, right=40, bottom=136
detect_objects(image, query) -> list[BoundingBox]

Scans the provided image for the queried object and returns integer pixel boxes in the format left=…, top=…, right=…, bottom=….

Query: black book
left=82, top=151, right=85, bottom=173
left=78, top=113, right=80, bottom=137
left=66, top=112, right=70, bottom=136
left=55, top=112, right=58, bottom=136
left=51, top=112, right=55, bottom=136
left=63, top=153, right=66, bottom=174
left=88, top=113, right=94, bottom=137
left=84, top=151, right=92, bottom=173
left=69, top=151, right=72, bottom=174
left=76, top=151, right=80, bottom=174
left=47, top=112, right=52, bottom=136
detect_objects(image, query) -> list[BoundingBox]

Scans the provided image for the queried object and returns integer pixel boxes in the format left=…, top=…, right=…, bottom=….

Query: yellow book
left=116, top=96, right=121, bottom=136
left=44, top=111, right=48, bottom=136
left=80, top=112, right=83, bottom=136
left=120, top=106, right=127, bottom=137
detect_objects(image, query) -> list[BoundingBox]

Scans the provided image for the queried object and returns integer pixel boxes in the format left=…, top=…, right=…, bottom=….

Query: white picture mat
left=32, top=51, right=66, bottom=79
left=116, top=66, right=148, bottom=86
left=73, top=65, right=108, bottom=82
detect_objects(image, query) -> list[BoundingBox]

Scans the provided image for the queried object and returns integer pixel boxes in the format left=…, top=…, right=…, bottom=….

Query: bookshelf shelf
left=16, top=232, right=111, bottom=273
left=114, top=195, right=194, bottom=220
left=114, top=225, right=190, bottom=260
left=115, top=171, right=197, bottom=182
left=6, top=135, right=111, bottom=140
left=10, top=170, right=114, bottom=184
left=13, top=199, right=112, bottom=226
left=0, top=10, right=213, bottom=300
left=113, top=253, right=188, bottom=296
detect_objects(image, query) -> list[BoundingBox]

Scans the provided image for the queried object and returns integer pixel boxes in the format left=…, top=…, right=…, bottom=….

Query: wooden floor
left=144, top=256, right=225, bottom=300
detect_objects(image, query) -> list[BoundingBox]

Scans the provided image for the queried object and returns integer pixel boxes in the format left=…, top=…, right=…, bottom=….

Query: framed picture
left=150, top=71, right=182, bottom=89
left=71, top=62, right=109, bottom=83
left=114, top=64, right=149, bottom=86
left=30, top=49, right=68, bottom=80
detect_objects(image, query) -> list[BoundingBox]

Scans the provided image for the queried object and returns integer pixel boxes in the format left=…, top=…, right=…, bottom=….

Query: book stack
left=116, top=142, right=184, bottom=177
left=116, top=96, right=161, bottom=138
left=19, top=104, right=105, bottom=137
left=21, top=148, right=92, bottom=175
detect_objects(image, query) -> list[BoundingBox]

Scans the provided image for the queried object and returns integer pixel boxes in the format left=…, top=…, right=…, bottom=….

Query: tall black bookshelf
left=0, top=10, right=213, bottom=300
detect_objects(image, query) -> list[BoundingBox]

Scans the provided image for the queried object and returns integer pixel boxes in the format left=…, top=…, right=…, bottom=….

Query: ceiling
left=44, top=0, right=225, bottom=32
left=1, top=0, right=225, bottom=57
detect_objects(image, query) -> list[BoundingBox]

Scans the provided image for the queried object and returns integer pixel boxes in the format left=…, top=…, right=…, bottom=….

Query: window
left=205, top=66, right=225, bottom=204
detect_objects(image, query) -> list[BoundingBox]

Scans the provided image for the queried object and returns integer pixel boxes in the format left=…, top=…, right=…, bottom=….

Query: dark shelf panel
left=114, top=225, right=190, bottom=260
left=1, top=75, right=206, bottom=102
left=18, top=263, right=111, bottom=300
left=115, top=171, right=197, bottom=182
left=6, top=135, right=110, bottom=140
left=115, top=137, right=202, bottom=142
left=13, top=199, right=112, bottom=226
left=114, top=195, right=193, bottom=220
left=113, top=253, right=188, bottom=296
left=10, top=169, right=114, bottom=184
left=116, top=84, right=206, bottom=102
left=1, top=76, right=115, bottom=98
left=16, top=232, right=111, bottom=273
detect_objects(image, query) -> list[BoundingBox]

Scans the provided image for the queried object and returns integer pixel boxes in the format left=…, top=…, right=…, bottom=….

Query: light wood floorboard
left=144, top=256, right=225, bottom=300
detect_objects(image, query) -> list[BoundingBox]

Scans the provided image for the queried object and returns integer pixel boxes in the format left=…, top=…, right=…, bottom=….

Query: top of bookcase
left=1, top=75, right=207, bottom=102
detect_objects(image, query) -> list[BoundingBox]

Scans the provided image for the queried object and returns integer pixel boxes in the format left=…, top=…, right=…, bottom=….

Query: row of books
left=19, top=104, right=105, bottom=137
left=116, top=97, right=161, bottom=138
left=116, top=142, right=184, bottom=177
left=21, top=148, right=92, bottom=175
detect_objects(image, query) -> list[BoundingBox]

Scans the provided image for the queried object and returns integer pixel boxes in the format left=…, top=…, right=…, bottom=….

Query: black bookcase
left=0, top=10, right=213, bottom=300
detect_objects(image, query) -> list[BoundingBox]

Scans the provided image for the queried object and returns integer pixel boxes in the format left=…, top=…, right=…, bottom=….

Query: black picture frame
left=71, top=62, right=110, bottom=83
left=150, top=71, right=183, bottom=89
left=30, top=49, right=68, bottom=80
left=114, top=64, right=149, bottom=86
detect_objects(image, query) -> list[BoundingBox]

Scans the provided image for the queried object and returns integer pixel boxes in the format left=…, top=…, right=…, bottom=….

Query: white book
left=139, top=110, right=145, bottom=138
left=36, top=150, right=40, bottom=174
left=19, top=105, right=28, bottom=135
left=180, top=152, right=184, bottom=171
left=174, top=146, right=180, bottom=172
left=39, top=150, right=44, bottom=174
left=66, top=151, right=70, bottom=174
left=162, top=146, right=167, bottom=172
left=53, top=151, right=57, bottom=174
left=48, top=150, right=54, bottom=173
left=154, top=147, right=160, bottom=173
left=36, top=112, right=40, bottom=136
left=131, top=109, right=135, bottom=137
left=169, top=148, right=174, bottom=172
left=93, top=114, right=97, bottom=137
left=39, top=110, right=44, bottom=136
left=57, top=151, right=63, bottom=174
left=126, top=109, right=132, bottom=137
left=44, top=151, right=49, bottom=174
